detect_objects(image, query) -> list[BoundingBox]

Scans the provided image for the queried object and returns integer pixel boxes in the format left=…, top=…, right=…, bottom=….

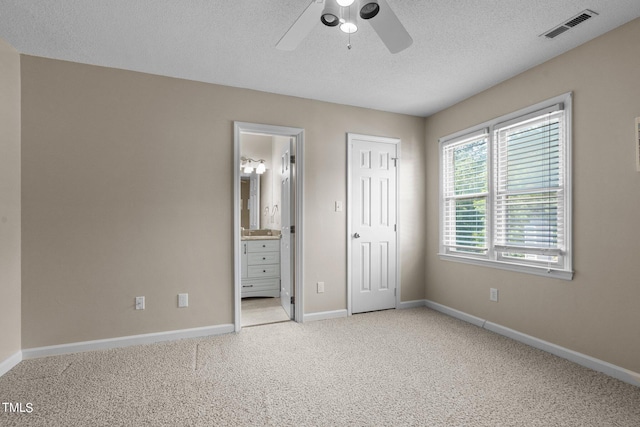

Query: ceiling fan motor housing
left=277, top=0, right=412, bottom=54
left=322, top=0, right=380, bottom=27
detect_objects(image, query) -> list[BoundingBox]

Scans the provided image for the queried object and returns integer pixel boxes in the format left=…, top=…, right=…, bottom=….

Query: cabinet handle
left=262, top=244, right=266, bottom=248
left=243, top=244, right=247, bottom=255
left=263, top=270, right=266, bottom=273
left=263, top=257, right=266, bottom=260
left=242, top=285, right=253, bottom=288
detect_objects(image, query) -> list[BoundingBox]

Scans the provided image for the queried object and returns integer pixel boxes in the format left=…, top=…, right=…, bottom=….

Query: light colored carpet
left=242, top=297, right=291, bottom=327
left=1, top=308, right=639, bottom=426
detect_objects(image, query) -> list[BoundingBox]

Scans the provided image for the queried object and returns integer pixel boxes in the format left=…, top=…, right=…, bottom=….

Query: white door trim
left=233, top=122, right=305, bottom=332
left=347, top=133, right=401, bottom=316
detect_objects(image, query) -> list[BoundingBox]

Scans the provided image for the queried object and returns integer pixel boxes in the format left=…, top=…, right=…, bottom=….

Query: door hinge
left=394, top=288, right=397, bottom=296
left=394, top=224, right=397, bottom=232
left=391, top=157, right=398, bottom=167
left=290, top=155, right=295, bottom=164
left=291, top=296, right=295, bottom=305
left=290, top=225, right=295, bottom=234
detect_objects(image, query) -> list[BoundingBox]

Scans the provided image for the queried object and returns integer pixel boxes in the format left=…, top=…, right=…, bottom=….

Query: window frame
left=441, top=129, right=490, bottom=258
left=438, top=93, right=573, bottom=280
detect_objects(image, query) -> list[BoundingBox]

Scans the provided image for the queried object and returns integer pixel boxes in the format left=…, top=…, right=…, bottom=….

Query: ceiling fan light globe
left=321, top=2, right=341, bottom=27
left=359, top=1, right=380, bottom=20
left=340, top=22, right=358, bottom=34
left=321, top=13, right=340, bottom=26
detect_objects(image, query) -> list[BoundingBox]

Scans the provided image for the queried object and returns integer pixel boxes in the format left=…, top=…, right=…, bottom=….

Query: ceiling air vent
left=541, top=9, right=598, bottom=39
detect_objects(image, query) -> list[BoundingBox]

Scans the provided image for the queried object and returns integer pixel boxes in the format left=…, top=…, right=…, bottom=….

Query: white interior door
left=349, top=134, right=398, bottom=314
left=280, top=140, right=293, bottom=318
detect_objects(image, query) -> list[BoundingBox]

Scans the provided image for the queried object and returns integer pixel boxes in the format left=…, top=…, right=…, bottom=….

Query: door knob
left=353, top=233, right=361, bottom=239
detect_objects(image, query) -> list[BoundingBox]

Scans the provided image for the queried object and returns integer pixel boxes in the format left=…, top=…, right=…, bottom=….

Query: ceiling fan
left=276, top=0, right=413, bottom=54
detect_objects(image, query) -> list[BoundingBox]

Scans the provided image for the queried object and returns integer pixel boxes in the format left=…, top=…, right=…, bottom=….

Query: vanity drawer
left=248, top=264, right=280, bottom=278
left=247, top=240, right=279, bottom=253
left=241, top=278, right=280, bottom=298
left=248, top=252, right=280, bottom=265
left=242, top=278, right=279, bottom=291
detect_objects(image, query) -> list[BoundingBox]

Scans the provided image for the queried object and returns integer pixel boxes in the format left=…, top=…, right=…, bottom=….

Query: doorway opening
left=233, top=122, right=304, bottom=331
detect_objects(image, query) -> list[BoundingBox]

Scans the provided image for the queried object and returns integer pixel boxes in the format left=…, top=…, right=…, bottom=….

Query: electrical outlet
left=135, top=296, right=145, bottom=310
left=490, top=288, right=499, bottom=302
left=178, top=293, right=188, bottom=308
left=317, top=281, right=325, bottom=293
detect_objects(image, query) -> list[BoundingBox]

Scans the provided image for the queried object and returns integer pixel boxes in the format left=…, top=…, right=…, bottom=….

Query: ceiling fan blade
left=276, top=0, right=325, bottom=51
left=368, top=0, right=413, bottom=54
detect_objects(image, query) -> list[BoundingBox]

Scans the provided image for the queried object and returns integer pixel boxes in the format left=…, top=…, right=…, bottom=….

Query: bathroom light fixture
left=336, top=0, right=355, bottom=6
left=241, top=157, right=267, bottom=175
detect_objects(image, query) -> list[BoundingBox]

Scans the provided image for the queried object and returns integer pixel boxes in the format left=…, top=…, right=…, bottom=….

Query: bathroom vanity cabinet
left=241, top=238, right=280, bottom=298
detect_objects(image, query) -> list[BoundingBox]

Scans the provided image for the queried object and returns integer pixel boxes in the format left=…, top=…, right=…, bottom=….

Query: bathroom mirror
left=240, top=132, right=288, bottom=232
left=240, top=173, right=260, bottom=230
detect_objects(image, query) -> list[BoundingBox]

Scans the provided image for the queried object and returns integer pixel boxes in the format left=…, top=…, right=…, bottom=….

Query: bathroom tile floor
left=241, top=297, right=291, bottom=327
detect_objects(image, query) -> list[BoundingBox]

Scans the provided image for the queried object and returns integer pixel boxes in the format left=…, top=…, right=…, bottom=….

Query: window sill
left=438, top=253, right=574, bottom=281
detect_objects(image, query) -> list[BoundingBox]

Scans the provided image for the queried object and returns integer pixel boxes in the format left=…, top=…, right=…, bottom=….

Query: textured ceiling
left=1, top=0, right=639, bottom=117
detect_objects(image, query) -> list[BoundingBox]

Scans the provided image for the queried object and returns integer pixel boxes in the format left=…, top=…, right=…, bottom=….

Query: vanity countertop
left=241, top=235, right=281, bottom=241
left=241, top=229, right=281, bottom=240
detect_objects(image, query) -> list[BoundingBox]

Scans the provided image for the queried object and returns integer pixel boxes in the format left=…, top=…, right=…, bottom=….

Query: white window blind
left=493, top=107, right=565, bottom=266
left=438, top=93, right=572, bottom=280
left=442, top=132, right=488, bottom=254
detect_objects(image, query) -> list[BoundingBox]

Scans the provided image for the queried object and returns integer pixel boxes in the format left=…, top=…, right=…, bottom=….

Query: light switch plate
left=178, top=293, right=188, bottom=308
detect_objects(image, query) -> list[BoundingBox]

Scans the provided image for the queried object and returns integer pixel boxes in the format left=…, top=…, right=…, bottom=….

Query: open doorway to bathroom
left=233, top=122, right=304, bottom=331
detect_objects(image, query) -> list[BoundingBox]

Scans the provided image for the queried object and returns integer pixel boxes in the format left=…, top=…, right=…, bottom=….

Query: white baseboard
left=398, top=299, right=427, bottom=309
left=22, top=323, right=235, bottom=360
left=425, top=300, right=485, bottom=327
left=303, top=309, right=348, bottom=322
left=425, top=300, right=640, bottom=388
left=0, top=351, right=22, bottom=377
left=305, top=301, right=427, bottom=321
left=484, top=322, right=640, bottom=387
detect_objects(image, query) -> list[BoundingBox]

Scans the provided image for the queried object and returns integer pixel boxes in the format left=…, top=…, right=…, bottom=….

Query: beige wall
left=0, top=38, right=21, bottom=363
left=425, top=18, right=640, bottom=373
left=21, top=56, right=426, bottom=348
